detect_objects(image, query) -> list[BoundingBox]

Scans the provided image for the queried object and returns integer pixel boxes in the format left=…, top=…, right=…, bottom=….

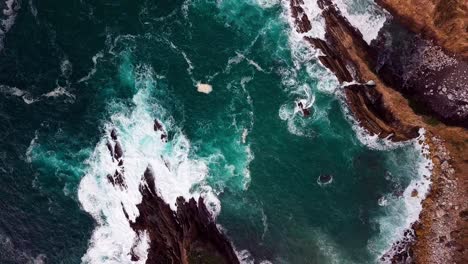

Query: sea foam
left=333, top=0, right=387, bottom=44
left=78, top=65, right=219, bottom=263
left=368, top=129, right=433, bottom=261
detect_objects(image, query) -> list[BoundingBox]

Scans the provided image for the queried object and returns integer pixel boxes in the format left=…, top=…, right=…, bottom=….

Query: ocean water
left=0, top=1, right=431, bottom=264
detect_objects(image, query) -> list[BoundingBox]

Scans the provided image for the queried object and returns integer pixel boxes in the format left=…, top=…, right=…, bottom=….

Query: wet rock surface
left=129, top=167, right=240, bottom=264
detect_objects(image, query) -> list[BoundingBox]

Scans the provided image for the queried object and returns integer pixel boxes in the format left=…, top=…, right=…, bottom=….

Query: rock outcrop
left=105, top=129, right=240, bottom=264
left=129, top=167, right=240, bottom=264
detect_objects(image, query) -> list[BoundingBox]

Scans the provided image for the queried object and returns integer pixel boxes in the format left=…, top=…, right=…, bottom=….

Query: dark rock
left=114, top=141, right=123, bottom=160
left=111, top=129, right=118, bottom=141
left=107, top=170, right=127, bottom=189
left=154, top=119, right=168, bottom=142
left=298, top=101, right=310, bottom=117
left=127, top=166, right=240, bottom=264
left=113, top=170, right=126, bottom=189
left=153, top=119, right=163, bottom=132
left=459, top=209, right=468, bottom=221
left=318, top=174, right=333, bottom=184
left=107, top=174, right=115, bottom=186
left=290, top=0, right=312, bottom=33
left=439, top=235, right=447, bottom=243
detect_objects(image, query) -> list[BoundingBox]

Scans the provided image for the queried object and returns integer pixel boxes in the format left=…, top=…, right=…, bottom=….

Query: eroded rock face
left=129, top=167, right=240, bottom=264
left=376, top=0, right=468, bottom=59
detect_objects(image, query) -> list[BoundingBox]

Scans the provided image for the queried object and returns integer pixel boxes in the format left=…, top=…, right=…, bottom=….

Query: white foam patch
left=256, top=0, right=279, bottom=9
left=25, top=130, right=39, bottom=163
left=368, top=129, right=433, bottom=261
left=351, top=121, right=410, bottom=151
left=234, top=248, right=272, bottom=264
left=78, top=52, right=104, bottom=83
left=43, top=86, right=75, bottom=99
left=305, top=63, right=340, bottom=94
left=278, top=100, right=315, bottom=138
left=28, top=0, right=37, bottom=19
left=333, top=0, right=387, bottom=44
left=78, top=66, right=220, bottom=263
left=0, top=84, right=26, bottom=97
left=197, top=83, right=213, bottom=94
left=0, top=84, right=38, bottom=104
left=131, top=231, right=150, bottom=263
left=1, top=83, right=76, bottom=104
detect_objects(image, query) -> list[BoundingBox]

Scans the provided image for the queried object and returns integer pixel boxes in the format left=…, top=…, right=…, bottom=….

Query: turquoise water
left=0, top=1, right=430, bottom=263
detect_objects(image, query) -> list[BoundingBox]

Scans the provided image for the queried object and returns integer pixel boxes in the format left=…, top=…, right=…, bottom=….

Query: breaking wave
left=78, top=65, right=219, bottom=263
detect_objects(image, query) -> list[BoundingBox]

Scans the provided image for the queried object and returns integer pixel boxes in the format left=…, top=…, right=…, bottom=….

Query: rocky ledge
left=106, top=129, right=240, bottom=264
left=289, top=0, right=468, bottom=263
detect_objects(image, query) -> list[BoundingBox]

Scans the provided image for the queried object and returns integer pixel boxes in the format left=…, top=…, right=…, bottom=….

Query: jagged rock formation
left=376, top=0, right=468, bottom=59
left=105, top=129, right=240, bottom=264
left=129, top=167, right=240, bottom=264
left=289, top=0, right=468, bottom=263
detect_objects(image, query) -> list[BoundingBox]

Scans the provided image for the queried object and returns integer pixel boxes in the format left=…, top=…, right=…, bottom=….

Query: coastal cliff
left=289, top=0, right=468, bottom=263
left=376, top=0, right=468, bottom=59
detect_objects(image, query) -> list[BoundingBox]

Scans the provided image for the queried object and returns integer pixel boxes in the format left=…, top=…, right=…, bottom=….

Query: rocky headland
left=290, top=0, right=467, bottom=263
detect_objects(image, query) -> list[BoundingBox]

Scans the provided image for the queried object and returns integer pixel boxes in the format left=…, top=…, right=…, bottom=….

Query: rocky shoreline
left=289, top=0, right=467, bottom=263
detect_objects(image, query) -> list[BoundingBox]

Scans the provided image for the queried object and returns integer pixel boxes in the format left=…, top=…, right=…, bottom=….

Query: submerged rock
left=154, top=119, right=168, bottom=142
left=297, top=101, right=311, bottom=117
left=317, top=174, right=333, bottom=185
